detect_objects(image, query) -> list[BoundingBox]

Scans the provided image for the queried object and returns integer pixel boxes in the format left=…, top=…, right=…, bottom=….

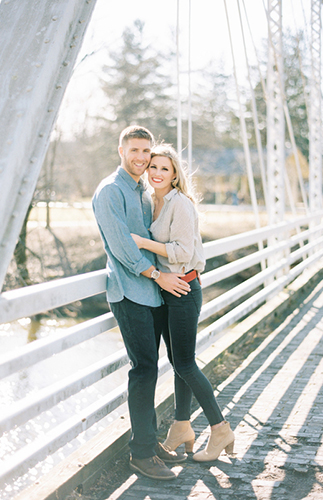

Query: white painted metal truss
left=309, top=0, right=322, bottom=211
left=266, top=0, right=285, bottom=225
left=1, top=213, right=323, bottom=487
left=0, top=0, right=97, bottom=290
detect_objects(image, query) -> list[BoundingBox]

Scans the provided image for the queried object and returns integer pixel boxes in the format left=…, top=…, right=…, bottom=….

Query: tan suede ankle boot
left=192, top=421, right=234, bottom=462
left=163, top=420, right=195, bottom=452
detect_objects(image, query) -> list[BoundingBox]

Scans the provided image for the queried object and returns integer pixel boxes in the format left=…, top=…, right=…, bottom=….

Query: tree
left=283, top=30, right=309, bottom=159
left=245, top=30, right=309, bottom=159
left=183, top=62, right=235, bottom=150
left=99, top=19, right=177, bottom=166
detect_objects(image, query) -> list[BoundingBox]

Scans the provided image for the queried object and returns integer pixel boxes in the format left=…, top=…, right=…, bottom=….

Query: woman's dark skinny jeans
left=154, top=278, right=224, bottom=426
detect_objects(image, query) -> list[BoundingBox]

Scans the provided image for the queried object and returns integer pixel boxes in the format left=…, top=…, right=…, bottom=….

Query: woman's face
left=148, top=156, right=175, bottom=192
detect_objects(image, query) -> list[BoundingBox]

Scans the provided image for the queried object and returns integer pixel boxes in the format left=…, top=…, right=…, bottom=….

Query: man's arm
left=132, top=236, right=191, bottom=297
left=93, top=185, right=153, bottom=276
left=141, top=265, right=190, bottom=298
left=94, top=185, right=190, bottom=296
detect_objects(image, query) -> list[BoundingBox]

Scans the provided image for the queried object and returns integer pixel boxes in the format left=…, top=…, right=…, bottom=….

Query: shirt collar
left=164, top=188, right=178, bottom=201
left=117, top=166, right=146, bottom=192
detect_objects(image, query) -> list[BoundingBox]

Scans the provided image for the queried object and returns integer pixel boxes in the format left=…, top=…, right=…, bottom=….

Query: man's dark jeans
left=109, top=297, right=160, bottom=459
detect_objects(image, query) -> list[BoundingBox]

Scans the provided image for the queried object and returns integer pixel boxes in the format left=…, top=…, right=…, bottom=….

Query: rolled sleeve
left=164, top=200, right=195, bottom=264
left=94, top=185, right=152, bottom=275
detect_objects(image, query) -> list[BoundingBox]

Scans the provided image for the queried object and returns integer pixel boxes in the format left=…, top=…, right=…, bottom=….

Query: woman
left=131, top=144, right=234, bottom=461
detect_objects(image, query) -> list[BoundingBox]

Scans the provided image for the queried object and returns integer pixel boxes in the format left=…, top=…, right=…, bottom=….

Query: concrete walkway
left=73, top=274, right=323, bottom=500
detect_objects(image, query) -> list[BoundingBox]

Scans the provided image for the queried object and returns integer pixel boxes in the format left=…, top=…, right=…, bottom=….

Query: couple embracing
left=92, top=125, right=234, bottom=481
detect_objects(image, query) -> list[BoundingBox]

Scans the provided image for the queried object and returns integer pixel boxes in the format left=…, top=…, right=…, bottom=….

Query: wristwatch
left=150, top=268, right=161, bottom=280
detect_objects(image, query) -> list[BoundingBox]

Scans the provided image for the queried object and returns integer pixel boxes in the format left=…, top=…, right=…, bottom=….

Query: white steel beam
left=0, top=382, right=129, bottom=487
left=202, top=210, right=323, bottom=259
left=202, top=222, right=323, bottom=288
left=0, top=311, right=116, bottom=379
left=0, top=268, right=107, bottom=323
left=309, top=0, right=322, bottom=212
left=267, top=0, right=285, bottom=224
left=2, top=215, right=323, bottom=324
left=0, top=0, right=97, bottom=290
left=200, top=233, right=323, bottom=322
left=0, top=348, right=129, bottom=434
left=197, top=245, right=323, bottom=352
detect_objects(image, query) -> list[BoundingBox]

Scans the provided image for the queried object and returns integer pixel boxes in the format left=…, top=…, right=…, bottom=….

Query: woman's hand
left=131, top=233, right=144, bottom=249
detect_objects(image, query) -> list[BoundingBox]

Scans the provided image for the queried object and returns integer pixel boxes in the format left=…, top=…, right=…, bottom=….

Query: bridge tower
left=309, top=0, right=322, bottom=212
left=266, top=0, right=285, bottom=225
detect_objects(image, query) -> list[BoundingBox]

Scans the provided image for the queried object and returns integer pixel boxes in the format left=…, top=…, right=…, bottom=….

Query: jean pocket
left=190, top=286, right=202, bottom=315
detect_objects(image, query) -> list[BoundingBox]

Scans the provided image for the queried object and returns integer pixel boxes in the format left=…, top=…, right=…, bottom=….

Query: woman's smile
left=148, top=156, right=175, bottom=192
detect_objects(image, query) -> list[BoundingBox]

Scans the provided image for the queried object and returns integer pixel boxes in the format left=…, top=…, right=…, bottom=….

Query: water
left=0, top=317, right=131, bottom=499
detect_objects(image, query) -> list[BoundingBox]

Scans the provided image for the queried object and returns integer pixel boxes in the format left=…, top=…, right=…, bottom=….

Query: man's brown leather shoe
left=155, top=442, right=187, bottom=463
left=130, top=455, right=176, bottom=480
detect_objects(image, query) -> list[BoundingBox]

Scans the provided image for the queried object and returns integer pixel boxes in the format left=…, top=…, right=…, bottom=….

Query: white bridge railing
left=1, top=211, right=323, bottom=489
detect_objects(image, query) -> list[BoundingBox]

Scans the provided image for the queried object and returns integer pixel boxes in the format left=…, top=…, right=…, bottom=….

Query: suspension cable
left=223, top=0, right=261, bottom=230
left=237, top=0, right=268, bottom=210
left=187, top=0, right=192, bottom=182
left=176, top=0, right=182, bottom=163
left=242, top=0, right=267, bottom=101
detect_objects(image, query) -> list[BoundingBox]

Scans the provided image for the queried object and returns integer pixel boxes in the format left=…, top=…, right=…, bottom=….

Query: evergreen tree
left=182, top=62, right=234, bottom=150
left=99, top=19, right=177, bottom=170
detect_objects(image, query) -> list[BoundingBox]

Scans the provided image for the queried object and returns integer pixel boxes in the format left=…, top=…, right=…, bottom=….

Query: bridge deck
left=67, top=273, right=323, bottom=500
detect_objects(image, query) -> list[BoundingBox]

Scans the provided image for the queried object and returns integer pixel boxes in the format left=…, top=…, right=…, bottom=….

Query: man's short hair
left=119, top=125, right=155, bottom=148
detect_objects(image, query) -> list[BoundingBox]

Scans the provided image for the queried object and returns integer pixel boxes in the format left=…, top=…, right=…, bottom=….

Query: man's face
left=118, top=138, right=152, bottom=182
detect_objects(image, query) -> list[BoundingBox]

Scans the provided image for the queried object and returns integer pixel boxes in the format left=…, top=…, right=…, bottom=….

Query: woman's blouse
left=150, top=188, right=205, bottom=274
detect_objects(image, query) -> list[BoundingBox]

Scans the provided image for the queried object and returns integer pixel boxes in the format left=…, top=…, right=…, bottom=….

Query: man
left=92, top=125, right=190, bottom=480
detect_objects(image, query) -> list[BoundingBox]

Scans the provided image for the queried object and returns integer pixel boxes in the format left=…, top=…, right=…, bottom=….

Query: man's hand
left=156, top=272, right=190, bottom=297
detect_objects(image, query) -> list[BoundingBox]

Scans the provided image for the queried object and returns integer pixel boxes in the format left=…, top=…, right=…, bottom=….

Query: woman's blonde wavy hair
left=150, top=143, right=199, bottom=204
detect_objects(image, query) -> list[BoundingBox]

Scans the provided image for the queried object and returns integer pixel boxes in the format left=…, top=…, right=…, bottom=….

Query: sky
left=55, top=0, right=311, bottom=139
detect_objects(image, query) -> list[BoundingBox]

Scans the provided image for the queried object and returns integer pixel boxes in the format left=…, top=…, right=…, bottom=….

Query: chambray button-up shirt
left=92, top=166, right=162, bottom=307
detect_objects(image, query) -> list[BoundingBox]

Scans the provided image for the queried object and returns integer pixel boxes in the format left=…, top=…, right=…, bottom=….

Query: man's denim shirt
left=92, top=166, right=162, bottom=307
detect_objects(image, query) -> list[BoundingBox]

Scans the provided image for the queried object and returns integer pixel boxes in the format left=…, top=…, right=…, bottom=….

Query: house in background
left=187, top=148, right=308, bottom=208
